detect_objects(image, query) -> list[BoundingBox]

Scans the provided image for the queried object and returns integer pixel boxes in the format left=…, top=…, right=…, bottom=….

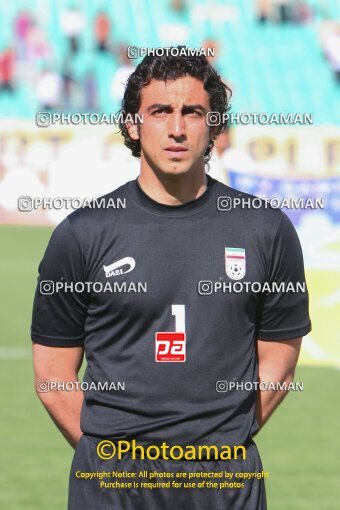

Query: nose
left=167, top=110, right=186, bottom=140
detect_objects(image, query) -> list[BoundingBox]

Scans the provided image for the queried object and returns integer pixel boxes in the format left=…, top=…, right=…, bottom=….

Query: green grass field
left=0, top=225, right=339, bottom=509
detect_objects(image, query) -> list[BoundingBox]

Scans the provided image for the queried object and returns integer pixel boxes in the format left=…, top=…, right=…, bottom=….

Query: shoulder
left=47, top=181, right=133, bottom=252
left=213, top=179, right=294, bottom=243
left=66, top=180, right=132, bottom=228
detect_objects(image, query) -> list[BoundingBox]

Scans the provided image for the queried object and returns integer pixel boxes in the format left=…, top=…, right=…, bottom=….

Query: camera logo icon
left=216, top=380, right=228, bottom=392
left=217, top=196, right=232, bottom=211
left=198, top=280, right=213, bottom=295
left=40, top=280, right=54, bottom=295
left=36, top=381, right=49, bottom=393
left=36, top=112, right=51, bottom=127
left=127, top=46, right=139, bottom=59
left=206, top=111, right=221, bottom=127
left=18, top=196, right=33, bottom=211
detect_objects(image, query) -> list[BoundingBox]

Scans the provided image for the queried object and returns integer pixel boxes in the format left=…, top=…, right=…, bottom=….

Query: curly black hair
left=118, top=48, right=232, bottom=163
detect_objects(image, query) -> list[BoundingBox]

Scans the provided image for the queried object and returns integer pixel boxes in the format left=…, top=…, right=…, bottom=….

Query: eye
left=185, top=110, right=203, bottom=118
left=189, top=111, right=202, bottom=117
left=152, top=109, right=167, bottom=117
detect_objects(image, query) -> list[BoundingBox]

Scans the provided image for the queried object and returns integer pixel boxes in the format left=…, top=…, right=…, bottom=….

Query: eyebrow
left=146, top=103, right=207, bottom=113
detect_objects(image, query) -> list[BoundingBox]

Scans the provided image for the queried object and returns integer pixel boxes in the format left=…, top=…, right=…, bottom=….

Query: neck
left=138, top=157, right=208, bottom=206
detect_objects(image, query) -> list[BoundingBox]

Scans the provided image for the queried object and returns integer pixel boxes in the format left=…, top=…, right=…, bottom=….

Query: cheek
left=188, top=126, right=211, bottom=151
left=139, top=122, right=164, bottom=149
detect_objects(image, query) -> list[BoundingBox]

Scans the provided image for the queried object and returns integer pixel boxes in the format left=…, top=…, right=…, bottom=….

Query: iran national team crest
left=225, top=247, right=246, bottom=280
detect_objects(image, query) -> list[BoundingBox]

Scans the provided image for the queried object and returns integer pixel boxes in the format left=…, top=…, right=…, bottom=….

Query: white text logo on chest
left=103, top=257, right=136, bottom=277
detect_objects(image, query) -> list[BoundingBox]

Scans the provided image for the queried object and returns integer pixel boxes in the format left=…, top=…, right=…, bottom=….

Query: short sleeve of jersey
left=31, top=217, right=88, bottom=347
left=257, top=212, right=311, bottom=340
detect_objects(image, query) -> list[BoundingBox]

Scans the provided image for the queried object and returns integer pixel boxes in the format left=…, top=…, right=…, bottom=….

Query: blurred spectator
left=255, top=0, right=272, bottom=23
left=291, top=1, right=312, bottom=24
left=14, top=11, right=33, bottom=60
left=61, top=59, right=75, bottom=109
left=36, top=68, right=62, bottom=110
left=256, top=0, right=311, bottom=25
left=60, top=7, right=84, bottom=54
left=170, top=0, right=187, bottom=14
left=110, top=45, right=135, bottom=104
left=26, top=22, right=52, bottom=63
left=94, top=11, right=111, bottom=52
left=323, top=23, right=340, bottom=82
left=14, top=21, right=51, bottom=89
left=273, top=0, right=292, bottom=23
left=0, top=48, right=15, bottom=93
left=83, top=70, right=98, bottom=111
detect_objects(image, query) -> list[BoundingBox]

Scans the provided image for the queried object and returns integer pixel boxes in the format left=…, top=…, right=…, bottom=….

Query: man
left=31, top=50, right=311, bottom=509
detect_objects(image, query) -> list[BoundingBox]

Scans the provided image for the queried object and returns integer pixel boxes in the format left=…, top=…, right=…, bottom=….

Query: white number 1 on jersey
left=172, top=304, right=185, bottom=332
left=155, top=304, right=186, bottom=362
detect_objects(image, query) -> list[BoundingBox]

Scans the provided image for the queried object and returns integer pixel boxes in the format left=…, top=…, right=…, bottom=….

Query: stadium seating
left=0, top=0, right=338, bottom=122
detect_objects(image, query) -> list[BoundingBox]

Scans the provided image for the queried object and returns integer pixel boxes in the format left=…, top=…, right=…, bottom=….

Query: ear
left=126, top=122, right=140, bottom=141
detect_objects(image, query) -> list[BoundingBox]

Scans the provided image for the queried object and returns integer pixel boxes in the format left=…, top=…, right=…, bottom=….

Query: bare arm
left=32, top=343, right=84, bottom=449
left=255, top=337, right=302, bottom=428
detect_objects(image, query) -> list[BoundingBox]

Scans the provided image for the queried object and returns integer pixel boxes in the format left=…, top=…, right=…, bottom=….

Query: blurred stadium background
left=0, top=0, right=339, bottom=508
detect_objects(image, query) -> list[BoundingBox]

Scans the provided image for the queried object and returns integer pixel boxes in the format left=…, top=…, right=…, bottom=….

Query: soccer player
left=31, top=51, right=311, bottom=509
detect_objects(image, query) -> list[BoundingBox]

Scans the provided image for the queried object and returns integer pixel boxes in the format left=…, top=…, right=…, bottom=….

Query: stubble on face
left=136, top=76, right=213, bottom=180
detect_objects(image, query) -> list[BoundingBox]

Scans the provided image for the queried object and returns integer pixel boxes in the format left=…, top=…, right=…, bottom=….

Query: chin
left=163, top=158, right=194, bottom=174
left=160, top=165, right=191, bottom=177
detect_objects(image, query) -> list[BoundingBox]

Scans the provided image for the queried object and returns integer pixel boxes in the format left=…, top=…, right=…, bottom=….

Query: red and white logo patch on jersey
left=225, top=247, right=246, bottom=280
left=155, top=332, right=186, bottom=362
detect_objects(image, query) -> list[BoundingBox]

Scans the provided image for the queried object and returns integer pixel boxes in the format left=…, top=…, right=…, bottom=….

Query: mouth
left=164, top=146, right=189, bottom=159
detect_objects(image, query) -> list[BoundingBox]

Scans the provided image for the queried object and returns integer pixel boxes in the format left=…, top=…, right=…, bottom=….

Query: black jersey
left=31, top=175, right=311, bottom=447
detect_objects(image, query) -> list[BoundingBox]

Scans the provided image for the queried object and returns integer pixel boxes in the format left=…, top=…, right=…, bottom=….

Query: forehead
left=139, top=76, right=210, bottom=108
